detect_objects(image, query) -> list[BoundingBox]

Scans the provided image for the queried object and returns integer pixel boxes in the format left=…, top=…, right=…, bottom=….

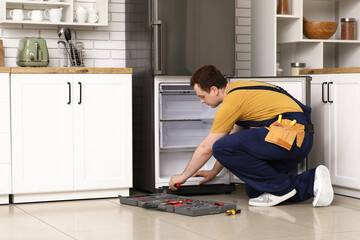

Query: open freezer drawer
left=160, top=120, right=213, bottom=149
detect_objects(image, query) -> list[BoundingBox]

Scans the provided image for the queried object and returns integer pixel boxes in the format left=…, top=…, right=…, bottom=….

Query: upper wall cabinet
left=252, top=0, right=360, bottom=76
left=0, top=0, right=108, bottom=26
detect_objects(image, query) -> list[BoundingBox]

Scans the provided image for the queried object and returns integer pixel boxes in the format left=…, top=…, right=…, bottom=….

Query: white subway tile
left=236, top=61, right=251, bottom=69
left=237, top=0, right=251, bottom=9
left=111, top=50, right=126, bottom=59
left=76, top=31, right=110, bottom=40
left=94, top=59, right=125, bottom=67
left=236, top=26, right=251, bottom=35
left=3, top=29, right=40, bottom=38
left=110, top=32, right=126, bottom=40
left=236, top=9, right=251, bottom=17
left=237, top=53, right=251, bottom=61
left=237, top=69, right=251, bottom=77
left=94, top=40, right=125, bottom=49
left=237, top=17, right=251, bottom=26
left=236, top=43, right=251, bottom=52
left=109, top=3, right=125, bottom=13
left=97, top=22, right=126, bottom=31
left=84, top=49, right=111, bottom=58
left=236, top=35, right=251, bottom=43
left=112, top=13, right=126, bottom=22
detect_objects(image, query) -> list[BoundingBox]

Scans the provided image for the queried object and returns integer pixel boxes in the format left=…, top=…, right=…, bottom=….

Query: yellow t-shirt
left=210, top=81, right=303, bottom=133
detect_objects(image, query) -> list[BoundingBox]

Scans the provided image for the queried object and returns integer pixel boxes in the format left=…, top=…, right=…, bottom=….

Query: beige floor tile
left=0, top=205, right=72, bottom=240
left=6, top=184, right=360, bottom=240
left=338, top=231, right=360, bottom=240
left=288, top=207, right=360, bottom=233
left=16, top=199, right=162, bottom=232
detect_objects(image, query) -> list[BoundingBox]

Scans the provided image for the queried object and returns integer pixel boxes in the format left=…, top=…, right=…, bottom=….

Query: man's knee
left=212, top=138, right=225, bottom=160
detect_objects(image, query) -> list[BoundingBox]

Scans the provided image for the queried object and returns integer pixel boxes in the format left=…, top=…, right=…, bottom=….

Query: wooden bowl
left=303, top=19, right=338, bottom=39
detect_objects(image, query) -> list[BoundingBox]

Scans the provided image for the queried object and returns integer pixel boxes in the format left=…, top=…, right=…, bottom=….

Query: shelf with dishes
left=252, top=0, right=360, bottom=76
left=0, top=0, right=108, bottom=26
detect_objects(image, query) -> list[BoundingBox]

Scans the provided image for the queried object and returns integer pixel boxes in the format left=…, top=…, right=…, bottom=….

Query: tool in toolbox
left=119, top=191, right=239, bottom=217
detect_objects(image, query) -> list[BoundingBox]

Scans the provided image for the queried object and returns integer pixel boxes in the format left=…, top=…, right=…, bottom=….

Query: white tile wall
left=0, top=0, right=251, bottom=75
left=236, top=0, right=251, bottom=77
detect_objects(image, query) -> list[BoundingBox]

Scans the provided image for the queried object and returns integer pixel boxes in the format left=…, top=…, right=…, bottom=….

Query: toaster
left=16, top=38, right=49, bottom=67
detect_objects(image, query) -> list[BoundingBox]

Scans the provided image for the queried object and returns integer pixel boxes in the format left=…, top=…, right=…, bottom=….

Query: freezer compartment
left=160, top=93, right=217, bottom=120
left=160, top=120, right=212, bottom=149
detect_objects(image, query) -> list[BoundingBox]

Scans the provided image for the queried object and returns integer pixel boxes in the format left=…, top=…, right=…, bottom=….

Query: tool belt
left=265, top=115, right=313, bottom=150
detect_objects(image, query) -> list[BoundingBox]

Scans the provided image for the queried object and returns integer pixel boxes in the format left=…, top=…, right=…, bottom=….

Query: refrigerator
left=132, top=0, right=236, bottom=193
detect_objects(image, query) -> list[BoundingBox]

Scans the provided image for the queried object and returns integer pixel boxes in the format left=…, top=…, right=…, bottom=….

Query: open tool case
left=119, top=192, right=237, bottom=217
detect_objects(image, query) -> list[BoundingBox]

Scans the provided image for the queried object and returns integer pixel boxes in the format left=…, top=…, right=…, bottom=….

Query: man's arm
left=191, top=124, right=245, bottom=184
left=168, top=132, right=228, bottom=190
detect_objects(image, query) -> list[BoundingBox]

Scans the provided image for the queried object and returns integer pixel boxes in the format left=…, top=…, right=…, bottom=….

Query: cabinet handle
left=78, top=82, right=82, bottom=104
left=67, top=82, right=71, bottom=105
left=322, top=82, right=328, bottom=103
left=328, top=82, right=333, bottom=103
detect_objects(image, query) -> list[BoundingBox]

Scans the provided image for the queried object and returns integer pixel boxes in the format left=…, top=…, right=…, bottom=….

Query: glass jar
left=341, top=18, right=357, bottom=40
left=291, top=62, right=306, bottom=76
left=277, top=0, right=291, bottom=15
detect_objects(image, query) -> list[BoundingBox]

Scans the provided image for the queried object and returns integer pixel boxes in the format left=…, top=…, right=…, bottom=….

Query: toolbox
left=119, top=192, right=237, bottom=217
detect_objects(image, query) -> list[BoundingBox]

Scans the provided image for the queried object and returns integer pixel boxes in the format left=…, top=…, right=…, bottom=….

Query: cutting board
left=300, top=67, right=360, bottom=75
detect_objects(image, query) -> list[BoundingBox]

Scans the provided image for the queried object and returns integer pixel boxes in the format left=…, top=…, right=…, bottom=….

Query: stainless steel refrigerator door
left=152, top=0, right=235, bottom=76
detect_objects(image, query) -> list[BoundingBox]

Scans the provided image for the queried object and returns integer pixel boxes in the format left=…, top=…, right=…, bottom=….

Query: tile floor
left=1, top=184, right=360, bottom=240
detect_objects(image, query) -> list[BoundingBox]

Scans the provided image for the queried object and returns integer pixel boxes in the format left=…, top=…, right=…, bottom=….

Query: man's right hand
left=169, top=174, right=187, bottom=191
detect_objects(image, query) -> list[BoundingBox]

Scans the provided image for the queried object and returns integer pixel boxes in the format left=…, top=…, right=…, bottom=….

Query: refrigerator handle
left=151, top=20, right=166, bottom=75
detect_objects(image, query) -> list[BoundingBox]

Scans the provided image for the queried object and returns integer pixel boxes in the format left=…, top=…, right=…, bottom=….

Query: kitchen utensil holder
left=59, top=41, right=84, bottom=67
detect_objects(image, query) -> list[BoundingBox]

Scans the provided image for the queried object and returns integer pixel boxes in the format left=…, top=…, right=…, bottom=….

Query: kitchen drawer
left=0, top=134, right=11, bottom=164
left=160, top=120, right=212, bottom=149
left=160, top=94, right=217, bottom=120
left=0, top=164, right=11, bottom=194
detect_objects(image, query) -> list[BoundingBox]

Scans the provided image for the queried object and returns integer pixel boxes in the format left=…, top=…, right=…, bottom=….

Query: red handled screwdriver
left=174, top=184, right=181, bottom=188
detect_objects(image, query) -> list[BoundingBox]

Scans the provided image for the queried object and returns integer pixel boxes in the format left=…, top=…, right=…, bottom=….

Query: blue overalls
left=212, top=85, right=315, bottom=203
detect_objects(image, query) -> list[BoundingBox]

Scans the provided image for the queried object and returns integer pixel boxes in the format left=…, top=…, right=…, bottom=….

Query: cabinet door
left=11, top=74, right=74, bottom=193
left=328, top=75, right=360, bottom=189
left=308, top=75, right=331, bottom=170
left=0, top=73, right=11, bottom=196
left=74, top=74, right=132, bottom=190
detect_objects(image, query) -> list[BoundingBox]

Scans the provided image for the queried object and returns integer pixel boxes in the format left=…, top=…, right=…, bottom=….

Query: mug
left=87, top=13, right=98, bottom=23
left=9, top=9, right=24, bottom=21
left=28, top=10, right=43, bottom=22
left=44, top=8, right=63, bottom=23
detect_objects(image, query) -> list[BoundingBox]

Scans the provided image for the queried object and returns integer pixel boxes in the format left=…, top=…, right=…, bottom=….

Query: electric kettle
left=16, top=38, right=49, bottom=67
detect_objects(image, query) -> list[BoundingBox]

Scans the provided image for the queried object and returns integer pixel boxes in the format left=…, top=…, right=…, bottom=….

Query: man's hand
left=169, top=174, right=187, bottom=191
left=193, top=170, right=217, bottom=184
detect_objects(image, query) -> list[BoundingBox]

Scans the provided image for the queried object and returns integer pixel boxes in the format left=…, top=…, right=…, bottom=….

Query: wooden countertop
left=0, top=67, right=132, bottom=74
left=300, top=67, right=360, bottom=75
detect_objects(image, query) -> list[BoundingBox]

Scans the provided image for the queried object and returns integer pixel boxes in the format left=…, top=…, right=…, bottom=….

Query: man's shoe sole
left=249, top=189, right=296, bottom=207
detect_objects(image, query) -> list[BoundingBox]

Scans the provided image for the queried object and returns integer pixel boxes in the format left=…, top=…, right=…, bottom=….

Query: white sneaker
left=313, top=165, right=334, bottom=207
left=249, top=189, right=296, bottom=207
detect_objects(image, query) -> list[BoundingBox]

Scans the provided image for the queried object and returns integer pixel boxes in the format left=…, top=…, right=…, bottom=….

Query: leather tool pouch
left=265, top=119, right=305, bottom=150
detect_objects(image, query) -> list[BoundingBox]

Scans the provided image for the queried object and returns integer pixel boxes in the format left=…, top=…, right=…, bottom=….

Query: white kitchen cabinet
left=309, top=74, right=360, bottom=198
left=252, top=0, right=360, bottom=76
left=11, top=73, right=132, bottom=203
left=0, top=72, right=11, bottom=204
left=0, top=0, right=108, bottom=26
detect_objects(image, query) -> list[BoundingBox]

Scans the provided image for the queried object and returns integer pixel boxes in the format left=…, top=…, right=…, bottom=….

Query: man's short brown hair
left=190, top=65, right=228, bottom=92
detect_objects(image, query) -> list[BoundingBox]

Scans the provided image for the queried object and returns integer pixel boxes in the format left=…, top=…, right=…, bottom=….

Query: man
left=169, top=65, right=334, bottom=207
